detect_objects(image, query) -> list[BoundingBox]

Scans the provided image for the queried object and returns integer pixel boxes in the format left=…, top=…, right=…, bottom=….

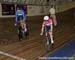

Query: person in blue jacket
left=15, top=7, right=26, bottom=22
left=15, top=7, right=27, bottom=32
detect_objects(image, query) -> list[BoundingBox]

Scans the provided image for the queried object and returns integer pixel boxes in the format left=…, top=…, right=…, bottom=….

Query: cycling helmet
left=44, top=16, right=49, bottom=21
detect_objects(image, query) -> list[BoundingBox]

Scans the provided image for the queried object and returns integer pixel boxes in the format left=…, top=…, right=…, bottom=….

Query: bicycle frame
left=44, top=32, right=51, bottom=51
left=46, top=33, right=50, bottom=44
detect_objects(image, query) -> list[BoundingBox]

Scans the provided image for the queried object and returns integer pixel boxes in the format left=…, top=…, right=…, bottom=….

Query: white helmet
left=44, top=16, right=49, bottom=21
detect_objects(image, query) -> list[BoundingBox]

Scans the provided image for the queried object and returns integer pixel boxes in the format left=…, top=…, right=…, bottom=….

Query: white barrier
left=0, top=51, right=26, bottom=60
left=0, top=2, right=75, bottom=17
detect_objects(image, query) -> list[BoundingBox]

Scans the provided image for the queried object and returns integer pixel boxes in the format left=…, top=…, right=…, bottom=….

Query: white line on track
left=0, top=51, right=26, bottom=60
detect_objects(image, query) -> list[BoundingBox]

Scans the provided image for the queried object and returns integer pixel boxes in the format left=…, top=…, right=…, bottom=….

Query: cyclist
left=40, top=16, right=54, bottom=45
left=15, top=7, right=27, bottom=32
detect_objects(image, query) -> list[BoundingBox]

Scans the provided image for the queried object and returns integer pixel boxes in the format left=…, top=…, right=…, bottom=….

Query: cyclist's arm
left=22, top=11, right=26, bottom=21
left=41, top=26, right=44, bottom=34
left=50, top=20, right=53, bottom=32
left=51, top=24, right=53, bottom=32
left=15, top=11, right=18, bottom=23
left=41, top=22, right=45, bottom=34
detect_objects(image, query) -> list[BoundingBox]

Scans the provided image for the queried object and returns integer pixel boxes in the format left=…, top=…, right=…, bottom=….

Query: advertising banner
left=2, top=4, right=15, bottom=15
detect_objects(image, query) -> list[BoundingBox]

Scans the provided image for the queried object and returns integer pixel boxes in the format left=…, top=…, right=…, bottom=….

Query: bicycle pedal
left=49, top=40, right=51, bottom=44
left=52, top=43, right=54, bottom=46
left=51, top=43, right=54, bottom=48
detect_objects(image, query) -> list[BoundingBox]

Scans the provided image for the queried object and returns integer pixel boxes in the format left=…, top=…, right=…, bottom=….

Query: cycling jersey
left=42, top=18, right=53, bottom=27
left=15, top=10, right=26, bottom=22
left=42, top=18, right=53, bottom=32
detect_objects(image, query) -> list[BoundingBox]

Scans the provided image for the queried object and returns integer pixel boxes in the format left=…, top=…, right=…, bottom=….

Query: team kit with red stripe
left=42, top=17, right=53, bottom=32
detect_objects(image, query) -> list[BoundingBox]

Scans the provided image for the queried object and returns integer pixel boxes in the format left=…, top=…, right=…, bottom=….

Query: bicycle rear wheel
left=18, top=26, right=23, bottom=40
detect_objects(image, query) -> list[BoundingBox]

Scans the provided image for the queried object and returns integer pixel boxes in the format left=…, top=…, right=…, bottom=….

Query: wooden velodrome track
left=0, top=8, right=75, bottom=60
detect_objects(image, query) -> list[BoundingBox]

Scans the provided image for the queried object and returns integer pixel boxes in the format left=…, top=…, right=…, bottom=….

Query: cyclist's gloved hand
left=40, top=32, right=43, bottom=36
left=14, top=23, right=17, bottom=26
left=25, top=28, right=27, bottom=32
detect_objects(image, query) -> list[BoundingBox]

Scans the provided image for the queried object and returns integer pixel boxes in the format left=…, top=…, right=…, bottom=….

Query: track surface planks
left=0, top=8, right=75, bottom=60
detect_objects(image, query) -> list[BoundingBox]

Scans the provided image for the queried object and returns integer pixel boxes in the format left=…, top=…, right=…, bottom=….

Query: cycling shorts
left=45, top=26, right=51, bottom=32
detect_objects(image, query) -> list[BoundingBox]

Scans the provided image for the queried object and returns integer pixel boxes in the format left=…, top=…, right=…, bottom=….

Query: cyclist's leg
left=24, top=22, right=27, bottom=31
left=45, top=26, right=49, bottom=45
left=18, top=25, right=23, bottom=40
left=20, top=21, right=29, bottom=38
left=49, top=31, right=54, bottom=44
left=45, top=26, right=50, bottom=45
left=21, top=21, right=27, bottom=32
left=45, top=32, right=49, bottom=45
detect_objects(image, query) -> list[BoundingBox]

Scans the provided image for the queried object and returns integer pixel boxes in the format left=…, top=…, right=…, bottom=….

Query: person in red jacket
left=40, top=16, right=54, bottom=45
